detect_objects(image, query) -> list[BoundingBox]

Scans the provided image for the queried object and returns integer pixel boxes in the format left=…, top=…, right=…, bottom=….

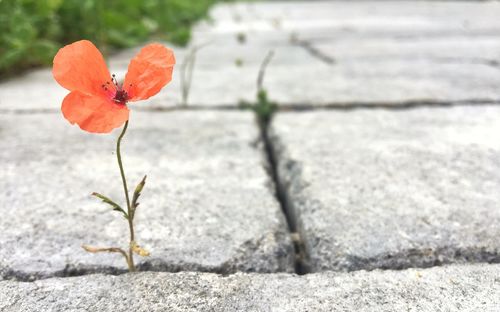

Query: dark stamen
left=113, top=90, right=128, bottom=104
left=111, top=73, right=120, bottom=90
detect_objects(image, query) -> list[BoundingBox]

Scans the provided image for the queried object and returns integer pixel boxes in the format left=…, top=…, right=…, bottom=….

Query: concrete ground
left=1, top=1, right=500, bottom=311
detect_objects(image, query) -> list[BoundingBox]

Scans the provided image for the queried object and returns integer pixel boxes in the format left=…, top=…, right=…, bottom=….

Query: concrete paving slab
left=314, top=37, right=500, bottom=61
left=270, top=60, right=500, bottom=105
left=204, top=1, right=500, bottom=42
left=1, top=264, right=499, bottom=311
left=269, top=105, right=500, bottom=272
left=3, top=1, right=500, bottom=110
left=0, top=69, right=68, bottom=112
left=0, top=111, right=293, bottom=280
left=187, top=1, right=500, bottom=106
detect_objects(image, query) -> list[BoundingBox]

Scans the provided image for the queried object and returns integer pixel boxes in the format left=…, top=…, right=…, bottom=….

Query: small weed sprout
left=235, top=58, right=244, bottom=67
left=240, top=50, right=277, bottom=124
left=180, top=43, right=209, bottom=106
left=236, top=32, right=247, bottom=44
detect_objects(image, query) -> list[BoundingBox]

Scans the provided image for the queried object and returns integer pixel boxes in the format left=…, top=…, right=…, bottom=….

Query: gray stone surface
left=0, top=69, right=68, bottom=112
left=186, top=1, right=500, bottom=106
left=0, top=111, right=293, bottom=280
left=269, top=105, right=500, bottom=272
left=202, top=1, right=500, bottom=46
left=4, top=1, right=500, bottom=111
left=1, top=264, right=499, bottom=311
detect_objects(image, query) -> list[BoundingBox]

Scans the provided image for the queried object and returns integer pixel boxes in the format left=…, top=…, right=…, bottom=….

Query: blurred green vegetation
left=0, top=0, right=220, bottom=77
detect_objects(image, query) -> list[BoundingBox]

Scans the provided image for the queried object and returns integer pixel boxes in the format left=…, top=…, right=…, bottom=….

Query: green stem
left=116, top=120, right=135, bottom=272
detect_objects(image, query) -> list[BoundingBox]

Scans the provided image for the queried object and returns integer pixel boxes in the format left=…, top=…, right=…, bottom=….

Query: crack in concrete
left=423, top=57, right=500, bottom=68
left=275, top=99, right=500, bottom=111
left=292, top=39, right=335, bottom=65
left=1, top=241, right=295, bottom=282
left=258, top=116, right=306, bottom=274
left=0, top=259, right=278, bottom=283
left=342, top=247, right=500, bottom=273
left=0, top=265, right=127, bottom=282
left=2, top=99, right=500, bottom=116
left=263, top=131, right=312, bottom=274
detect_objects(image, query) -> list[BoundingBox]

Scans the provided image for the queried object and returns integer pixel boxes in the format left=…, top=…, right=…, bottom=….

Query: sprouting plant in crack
left=180, top=43, right=209, bottom=106
left=239, top=50, right=277, bottom=125
left=52, top=40, right=176, bottom=272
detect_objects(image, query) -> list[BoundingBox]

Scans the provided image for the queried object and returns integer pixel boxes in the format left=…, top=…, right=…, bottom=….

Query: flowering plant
left=53, top=40, right=175, bottom=271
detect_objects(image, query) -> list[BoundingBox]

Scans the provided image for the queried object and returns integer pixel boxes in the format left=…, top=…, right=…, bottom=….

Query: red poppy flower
left=53, top=40, right=175, bottom=133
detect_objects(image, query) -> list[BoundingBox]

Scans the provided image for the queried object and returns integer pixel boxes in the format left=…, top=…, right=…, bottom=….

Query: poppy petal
left=62, top=91, right=129, bottom=133
left=124, top=43, right=175, bottom=101
left=53, top=40, right=114, bottom=97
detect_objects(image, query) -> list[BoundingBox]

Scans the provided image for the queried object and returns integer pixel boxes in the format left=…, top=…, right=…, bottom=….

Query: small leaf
left=92, top=192, right=128, bottom=218
left=130, top=241, right=150, bottom=257
left=82, top=245, right=101, bottom=253
left=82, top=245, right=129, bottom=261
left=134, top=175, right=147, bottom=195
left=130, top=175, right=147, bottom=219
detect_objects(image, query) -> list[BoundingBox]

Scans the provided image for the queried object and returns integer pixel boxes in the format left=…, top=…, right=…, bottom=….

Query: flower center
left=101, top=74, right=130, bottom=105
left=113, top=89, right=129, bottom=104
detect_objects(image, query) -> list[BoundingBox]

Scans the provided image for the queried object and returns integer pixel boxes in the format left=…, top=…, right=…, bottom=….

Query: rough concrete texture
left=1, top=264, right=499, bottom=311
left=0, top=111, right=294, bottom=280
left=3, top=1, right=500, bottom=111
left=269, top=105, right=500, bottom=272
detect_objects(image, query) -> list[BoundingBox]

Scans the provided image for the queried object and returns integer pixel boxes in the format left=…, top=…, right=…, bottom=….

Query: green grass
left=0, top=0, right=221, bottom=78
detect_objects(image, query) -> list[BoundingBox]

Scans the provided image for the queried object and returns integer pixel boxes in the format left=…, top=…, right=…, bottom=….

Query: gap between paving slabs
left=257, top=114, right=306, bottom=275
left=4, top=99, right=500, bottom=115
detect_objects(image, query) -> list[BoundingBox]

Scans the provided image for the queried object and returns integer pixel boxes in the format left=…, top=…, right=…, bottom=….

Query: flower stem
left=116, top=120, right=136, bottom=272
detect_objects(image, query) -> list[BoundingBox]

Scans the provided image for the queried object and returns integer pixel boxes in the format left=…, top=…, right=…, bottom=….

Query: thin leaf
left=130, top=175, right=147, bottom=220
left=92, top=192, right=128, bottom=218
left=82, top=245, right=129, bottom=263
